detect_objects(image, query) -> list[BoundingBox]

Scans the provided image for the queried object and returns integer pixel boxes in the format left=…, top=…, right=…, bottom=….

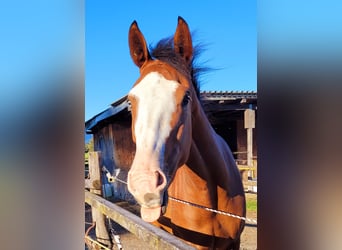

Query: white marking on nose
left=129, top=72, right=179, bottom=156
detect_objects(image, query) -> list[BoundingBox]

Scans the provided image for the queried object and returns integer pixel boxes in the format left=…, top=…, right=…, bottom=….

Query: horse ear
left=129, top=21, right=151, bottom=68
left=174, top=16, right=193, bottom=64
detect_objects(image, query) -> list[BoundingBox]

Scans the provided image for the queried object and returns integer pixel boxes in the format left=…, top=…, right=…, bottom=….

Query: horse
left=126, top=16, right=246, bottom=250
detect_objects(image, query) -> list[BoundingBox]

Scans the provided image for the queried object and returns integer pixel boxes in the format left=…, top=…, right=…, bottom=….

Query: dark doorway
left=213, top=121, right=237, bottom=159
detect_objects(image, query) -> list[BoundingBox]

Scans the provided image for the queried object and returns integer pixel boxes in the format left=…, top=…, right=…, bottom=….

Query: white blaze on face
left=129, top=72, right=179, bottom=157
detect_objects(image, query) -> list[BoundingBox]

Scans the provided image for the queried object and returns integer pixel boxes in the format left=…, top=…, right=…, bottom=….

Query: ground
left=239, top=193, right=257, bottom=250
left=85, top=192, right=257, bottom=250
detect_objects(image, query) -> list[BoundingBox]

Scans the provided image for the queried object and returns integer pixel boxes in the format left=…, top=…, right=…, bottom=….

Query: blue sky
left=86, top=1, right=256, bottom=121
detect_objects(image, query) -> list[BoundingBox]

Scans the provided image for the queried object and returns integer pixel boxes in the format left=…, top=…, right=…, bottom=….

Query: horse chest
left=162, top=166, right=214, bottom=227
left=170, top=165, right=212, bottom=205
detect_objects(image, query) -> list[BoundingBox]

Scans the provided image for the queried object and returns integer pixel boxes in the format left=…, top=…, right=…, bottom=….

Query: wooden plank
left=85, top=179, right=92, bottom=189
left=238, top=165, right=257, bottom=171
left=85, top=191, right=195, bottom=250
left=88, top=151, right=112, bottom=247
left=244, top=109, right=255, bottom=129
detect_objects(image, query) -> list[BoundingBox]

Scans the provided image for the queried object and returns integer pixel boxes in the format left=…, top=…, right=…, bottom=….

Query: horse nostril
left=155, top=171, right=166, bottom=187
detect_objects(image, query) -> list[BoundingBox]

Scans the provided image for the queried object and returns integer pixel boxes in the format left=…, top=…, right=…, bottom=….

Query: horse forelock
left=149, top=36, right=209, bottom=100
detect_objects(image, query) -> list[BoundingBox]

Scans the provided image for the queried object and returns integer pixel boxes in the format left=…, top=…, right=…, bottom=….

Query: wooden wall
left=93, top=119, right=136, bottom=202
left=94, top=126, right=114, bottom=172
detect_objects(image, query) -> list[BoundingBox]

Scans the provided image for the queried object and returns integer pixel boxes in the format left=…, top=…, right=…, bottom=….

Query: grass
left=246, top=200, right=257, bottom=212
left=85, top=152, right=89, bottom=164
left=246, top=194, right=257, bottom=212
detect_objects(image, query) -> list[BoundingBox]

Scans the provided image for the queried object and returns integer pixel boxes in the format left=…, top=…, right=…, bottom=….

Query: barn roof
left=200, top=91, right=257, bottom=125
left=85, top=91, right=257, bottom=134
left=201, top=90, right=257, bottom=100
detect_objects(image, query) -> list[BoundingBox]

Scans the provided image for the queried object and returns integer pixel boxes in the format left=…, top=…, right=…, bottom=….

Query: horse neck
left=190, top=96, right=219, bottom=155
left=186, top=95, right=239, bottom=192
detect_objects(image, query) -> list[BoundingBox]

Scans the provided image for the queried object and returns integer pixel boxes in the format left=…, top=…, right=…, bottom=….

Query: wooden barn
left=85, top=91, right=257, bottom=200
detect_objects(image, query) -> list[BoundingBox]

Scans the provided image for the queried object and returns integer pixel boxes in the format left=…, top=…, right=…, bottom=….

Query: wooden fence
left=85, top=151, right=195, bottom=250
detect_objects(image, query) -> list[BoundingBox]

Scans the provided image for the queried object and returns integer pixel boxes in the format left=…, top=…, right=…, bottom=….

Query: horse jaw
left=140, top=206, right=162, bottom=222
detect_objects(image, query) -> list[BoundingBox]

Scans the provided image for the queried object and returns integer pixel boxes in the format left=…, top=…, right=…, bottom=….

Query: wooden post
left=244, top=109, right=255, bottom=179
left=247, top=128, right=253, bottom=177
left=88, top=151, right=112, bottom=247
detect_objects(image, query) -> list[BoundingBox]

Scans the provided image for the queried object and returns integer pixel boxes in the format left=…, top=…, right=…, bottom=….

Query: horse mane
left=149, top=36, right=210, bottom=99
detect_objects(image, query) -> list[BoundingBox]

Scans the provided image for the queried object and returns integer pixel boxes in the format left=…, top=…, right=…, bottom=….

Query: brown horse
left=126, top=17, right=246, bottom=250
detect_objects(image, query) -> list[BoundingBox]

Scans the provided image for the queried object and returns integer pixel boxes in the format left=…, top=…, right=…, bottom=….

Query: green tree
left=85, top=137, right=94, bottom=165
left=85, top=137, right=94, bottom=153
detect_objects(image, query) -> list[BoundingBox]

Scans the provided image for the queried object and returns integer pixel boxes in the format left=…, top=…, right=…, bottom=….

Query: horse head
left=127, top=17, right=196, bottom=222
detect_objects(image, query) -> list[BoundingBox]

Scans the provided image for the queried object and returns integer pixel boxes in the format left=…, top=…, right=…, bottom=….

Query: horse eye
left=127, top=100, right=132, bottom=111
left=182, top=92, right=191, bottom=107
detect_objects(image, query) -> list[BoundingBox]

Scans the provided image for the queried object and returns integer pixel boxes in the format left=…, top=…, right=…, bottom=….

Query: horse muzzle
left=127, top=169, right=167, bottom=222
